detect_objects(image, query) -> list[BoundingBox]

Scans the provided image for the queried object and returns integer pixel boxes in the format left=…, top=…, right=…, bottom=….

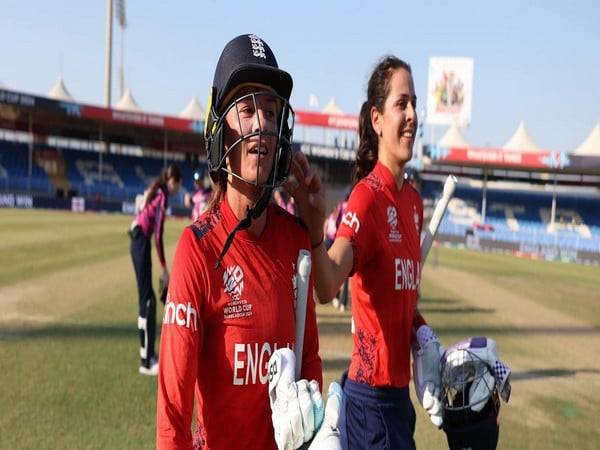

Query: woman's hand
left=284, top=151, right=326, bottom=246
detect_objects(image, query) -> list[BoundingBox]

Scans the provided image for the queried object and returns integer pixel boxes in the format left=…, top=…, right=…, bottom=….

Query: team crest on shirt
left=223, top=265, right=253, bottom=319
left=387, top=206, right=402, bottom=243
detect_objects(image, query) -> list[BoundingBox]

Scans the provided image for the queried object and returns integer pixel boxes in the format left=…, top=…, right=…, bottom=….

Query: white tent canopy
left=308, top=94, right=319, bottom=109
left=322, top=98, right=344, bottom=115
left=438, top=123, right=470, bottom=148
left=503, top=121, right=541, bottom=152
left=179, top=96, right=205, bottom=120
left=115, top=88, right=141, bottom=112
left=48, top=77, right=75, bottom=101
left=572, top=123, right=600, bottom=156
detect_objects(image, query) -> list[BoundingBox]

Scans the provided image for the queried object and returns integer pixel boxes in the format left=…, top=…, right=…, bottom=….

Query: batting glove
left=412, top=325, right=445, bottom=427
left=308, top=382, right=343, bottom=450
left=268, top=348, right=324, bottom=450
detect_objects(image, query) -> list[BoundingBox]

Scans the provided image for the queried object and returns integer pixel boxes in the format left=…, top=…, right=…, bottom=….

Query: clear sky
left=1, top=0, right=599, bottom=152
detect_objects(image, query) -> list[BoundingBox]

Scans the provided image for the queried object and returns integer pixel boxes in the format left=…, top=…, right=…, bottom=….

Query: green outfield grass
left=1, top=209, right=600, bottom=449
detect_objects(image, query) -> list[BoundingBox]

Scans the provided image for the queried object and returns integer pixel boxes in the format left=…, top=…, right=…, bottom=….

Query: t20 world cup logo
left=223, top=265, right=244, bottom=301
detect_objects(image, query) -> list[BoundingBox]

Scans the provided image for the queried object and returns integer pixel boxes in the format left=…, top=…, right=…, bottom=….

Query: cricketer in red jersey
left=157, top=198, right=321, bottom=450
left=336, top=160, right=425, bottom=388
left=156, top=33, right=323, bottom=450
left=287, top=57, right=444, bottom=449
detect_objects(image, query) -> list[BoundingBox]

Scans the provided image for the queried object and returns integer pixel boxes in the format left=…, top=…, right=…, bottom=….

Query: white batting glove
left=412, top=325, right=445, bottom=427
left=268, top=348, right=324, bottom=450
left=308, top=382, right=343, bottom=450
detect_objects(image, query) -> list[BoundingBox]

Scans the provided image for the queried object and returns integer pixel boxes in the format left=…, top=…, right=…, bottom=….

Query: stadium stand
left=0, top=140, right=195, bottom=204
left=0, top=141, right=52, bottom=193
left=423, top=181, right=600, bottom=254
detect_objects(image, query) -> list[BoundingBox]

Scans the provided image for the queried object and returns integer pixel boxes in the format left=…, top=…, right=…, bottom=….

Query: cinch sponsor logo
left=394, top=258, right=420, bottom=291
left=232, top=342, right=292, bottom=386
left=342, top=211, right=360, bottom=233
left=163, top=300, right=197, bottom=331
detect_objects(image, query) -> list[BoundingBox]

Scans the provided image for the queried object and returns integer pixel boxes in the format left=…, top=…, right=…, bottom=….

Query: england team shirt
left=336, top=161, right=424, bottom=388
left=157, top=197, right=322, bottom=450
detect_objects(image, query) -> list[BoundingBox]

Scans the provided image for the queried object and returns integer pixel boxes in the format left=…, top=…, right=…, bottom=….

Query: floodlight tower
left=104, top=0, right=113, bottom=107
left=116, top=0, right=127, bottom=99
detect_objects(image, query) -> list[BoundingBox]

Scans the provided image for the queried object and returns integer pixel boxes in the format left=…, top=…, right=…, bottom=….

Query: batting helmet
left=441, top=337, right=509, bottom=450
left=204, top=34, right=294, bottom=188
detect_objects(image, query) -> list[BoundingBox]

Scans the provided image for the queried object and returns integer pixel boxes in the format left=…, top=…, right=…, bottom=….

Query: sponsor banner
left=293, top=142, right=355, bottom=161
left=295, top=110, right=358, bottom=130
left=71, top=196, right=85, bottom=212
left=0, top=88, right=203, bottom=134
left=426, top=57, right=474, bottom=126
left=425, top=145, right=600, bottom=171
left=0, top=193, right=33, bottom=208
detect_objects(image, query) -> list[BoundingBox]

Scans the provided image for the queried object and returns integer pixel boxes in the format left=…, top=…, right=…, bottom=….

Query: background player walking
left=129, top=164, right=181, bottom=375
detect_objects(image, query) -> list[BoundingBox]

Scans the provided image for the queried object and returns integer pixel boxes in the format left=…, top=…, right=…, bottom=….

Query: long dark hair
left=145, top=164, right=182, bottom=204
left=206, top=171, right=226, bottom=212
left=354, top=56, right=412, bottom=182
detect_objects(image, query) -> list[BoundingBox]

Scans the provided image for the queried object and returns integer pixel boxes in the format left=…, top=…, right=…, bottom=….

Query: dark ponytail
left=145, top=164, right=182, bottom=204
left=206, top=171, right=226, bottom=212
left=354, top=56, right=412, bottom=182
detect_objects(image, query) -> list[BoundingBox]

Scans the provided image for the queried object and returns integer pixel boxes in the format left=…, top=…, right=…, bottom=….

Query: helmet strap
left=215, top=187, right=273, bottom=269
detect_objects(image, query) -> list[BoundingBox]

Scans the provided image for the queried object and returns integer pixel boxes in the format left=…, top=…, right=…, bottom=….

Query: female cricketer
left=130, top=163, right=181, bottom=375
left=289, top=56, right=444, bottom=450
left=156, top=34, right=323, bottom=450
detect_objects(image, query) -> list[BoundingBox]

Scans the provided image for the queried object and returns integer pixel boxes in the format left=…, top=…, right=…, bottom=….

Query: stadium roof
left=47, top=77, right=75, bottom=102
left=115, top=88, right=141, bottom=112
left=503, top=121, right=542, bottom=152
left=438, top=123, right=469, bottom=148
left=322, top=98, right=344, bottom=115
left=179, top=96, right=205, bottom=121
left=572, top=123, right=600, bottom=156
left=0, top=87, right=204, bottom=154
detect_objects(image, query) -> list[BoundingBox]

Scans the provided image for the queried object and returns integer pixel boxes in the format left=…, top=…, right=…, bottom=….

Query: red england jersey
left=157, top=197, right=322, bottom=450
left=336, top=161, right=425, bottom=388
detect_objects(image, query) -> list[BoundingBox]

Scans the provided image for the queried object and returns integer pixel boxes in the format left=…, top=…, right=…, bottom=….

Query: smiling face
left=371, top=68, right=418, bottom=166
left=222, top=85, right=280, bottom=187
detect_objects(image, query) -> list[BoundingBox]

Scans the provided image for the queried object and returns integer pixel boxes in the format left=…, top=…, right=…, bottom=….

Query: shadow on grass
left=512, top=367, right=600, bottom=381
left=1, top=322, right=135, bottom=340
left=316, top=311, right=353, bottom=321
left=317, top=320, right=353, bottom=336
left=438, top=325, right=600, bottom=336
left=420, top=306, right=496, bottom=314
left=419, top=297, right=460, bottom=305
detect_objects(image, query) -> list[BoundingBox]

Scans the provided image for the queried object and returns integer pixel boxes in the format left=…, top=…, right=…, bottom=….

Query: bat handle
left=294, top=249, right=312, bottom=380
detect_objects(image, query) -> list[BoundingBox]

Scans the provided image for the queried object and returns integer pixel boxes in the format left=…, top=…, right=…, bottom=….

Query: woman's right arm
left=157, top=229, right=204, bottom=450
left=311, top=237, right=353, bottom=303
left=287, top=152, right=354, bottom=303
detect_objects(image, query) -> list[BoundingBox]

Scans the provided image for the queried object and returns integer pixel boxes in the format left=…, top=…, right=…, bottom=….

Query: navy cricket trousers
left=130, top=226, right=156, bottom=367
left=339, top=375, right=416, bottom=450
